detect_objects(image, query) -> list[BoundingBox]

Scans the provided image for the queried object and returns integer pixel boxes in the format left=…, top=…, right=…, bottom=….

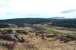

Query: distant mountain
left=51, top=17, right=65, bottom=19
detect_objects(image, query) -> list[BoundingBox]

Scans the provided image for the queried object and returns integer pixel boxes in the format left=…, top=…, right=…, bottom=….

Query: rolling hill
left=0, top=18, right=76, bottom=28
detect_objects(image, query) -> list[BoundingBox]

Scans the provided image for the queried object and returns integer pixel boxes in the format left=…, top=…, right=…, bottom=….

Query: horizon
left=0, top=0, right=76, bottom=19
left=0, top=17, right=76, bottom=20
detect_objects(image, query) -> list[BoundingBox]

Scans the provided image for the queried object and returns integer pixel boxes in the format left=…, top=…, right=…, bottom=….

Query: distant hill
left=0, top=18, right=76, bottom=28
left=51, top=18, right=76, bottom=28
left=0, top=18, right=51, bottom=25
left=51, top=17, right=65, bottom=19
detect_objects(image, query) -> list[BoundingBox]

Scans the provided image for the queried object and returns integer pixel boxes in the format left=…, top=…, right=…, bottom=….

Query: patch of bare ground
left=55, top=29, right=76, bottom=33
left=54, top=27, right=76, bottom=33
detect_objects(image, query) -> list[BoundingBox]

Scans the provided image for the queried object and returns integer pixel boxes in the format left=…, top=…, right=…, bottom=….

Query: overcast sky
left=0, top=0, right=76, bottom=19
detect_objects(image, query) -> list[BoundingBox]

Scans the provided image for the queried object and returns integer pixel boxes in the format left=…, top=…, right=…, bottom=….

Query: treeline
left=0, top=18, right=50, bottom=27
left=0, top=18, right=76, bottom=28
left=0, top=18, right=50, bottom=24
left=51, top=19, right=76, bottom=28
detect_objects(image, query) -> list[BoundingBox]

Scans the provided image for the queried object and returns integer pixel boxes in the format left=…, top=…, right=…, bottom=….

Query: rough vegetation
left=0, top=25, right=76, bottom=50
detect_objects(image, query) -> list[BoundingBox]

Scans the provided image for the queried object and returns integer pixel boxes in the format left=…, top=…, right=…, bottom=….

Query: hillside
left=0, top=18, right=76, bottom=28
left=0, top=18, right=50, bottom=24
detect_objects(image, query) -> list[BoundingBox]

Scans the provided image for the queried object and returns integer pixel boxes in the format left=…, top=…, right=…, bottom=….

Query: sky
left=0, top=0, right=76, bottom=19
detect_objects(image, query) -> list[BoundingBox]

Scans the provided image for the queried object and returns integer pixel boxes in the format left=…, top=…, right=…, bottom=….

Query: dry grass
left=6, top=35, right=76, bottom=50
left=0, top=27, right=76, bottom=50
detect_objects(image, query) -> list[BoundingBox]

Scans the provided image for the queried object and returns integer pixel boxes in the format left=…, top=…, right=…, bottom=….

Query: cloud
left=9, top=0, right=64, bottom=13
left=0, top=0, right=76, bottom=19
left=62, top=9, right=76, bottom=13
